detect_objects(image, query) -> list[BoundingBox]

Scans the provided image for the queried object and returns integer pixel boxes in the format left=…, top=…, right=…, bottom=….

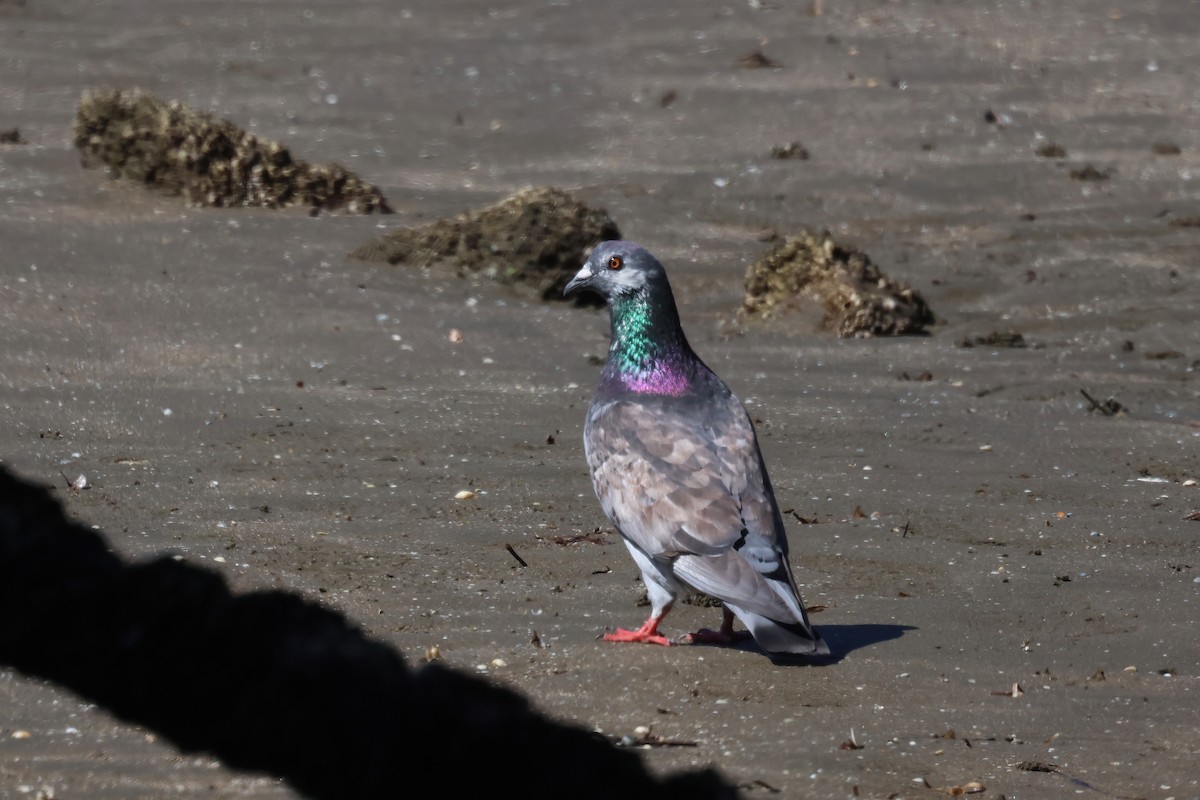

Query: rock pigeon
left=564, top=241, right=829, bottom=657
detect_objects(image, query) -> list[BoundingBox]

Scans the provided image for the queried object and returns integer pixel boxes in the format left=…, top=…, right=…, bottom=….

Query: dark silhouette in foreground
left=0, top=466, right=736, bottom=800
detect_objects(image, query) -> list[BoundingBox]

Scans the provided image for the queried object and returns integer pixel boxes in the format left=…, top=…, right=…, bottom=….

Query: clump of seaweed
left=73, top=88, right=391, bottom=214
left=741, top=230, right=934, bottom=337
left=349, top=186, right=620, bottom=303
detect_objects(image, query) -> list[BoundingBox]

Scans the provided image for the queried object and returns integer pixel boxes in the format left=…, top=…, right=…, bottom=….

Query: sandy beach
left=1, top=1, right=1198, bottom=798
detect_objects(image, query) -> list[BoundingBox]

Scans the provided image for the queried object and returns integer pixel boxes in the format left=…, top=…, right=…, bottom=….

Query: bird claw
left=602, top=626, right=672, bottom=647
left=679, top=627, right=752, bottom=646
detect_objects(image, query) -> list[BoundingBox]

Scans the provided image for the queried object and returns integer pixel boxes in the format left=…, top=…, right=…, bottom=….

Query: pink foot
left=602, top=619, right=672, bottom=646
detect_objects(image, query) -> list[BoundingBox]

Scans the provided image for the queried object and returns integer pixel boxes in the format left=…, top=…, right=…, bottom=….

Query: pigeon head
left=563, top=241, right=667, bottom=302
left=565, top=241, right=702, bottom=396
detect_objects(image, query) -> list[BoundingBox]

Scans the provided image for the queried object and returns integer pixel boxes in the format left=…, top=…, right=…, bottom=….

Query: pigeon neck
left=603, top=290, right=694, bottom=396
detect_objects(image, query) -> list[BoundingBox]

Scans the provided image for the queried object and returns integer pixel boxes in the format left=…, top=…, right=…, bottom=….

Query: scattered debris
left=740, top=229, right=934, bottom=337
left=745, top=778, right=782, bottom=793
left=59, top=471, right=89, bottom=492
left=504, top=543, right=528, bottom=567
left=899, top=370, right=934, bottom=381
left=615, top=725, right=698, bottom=748
left=932, top=781, right=985, bottom=796
left=737, top=50, right=782, bottom=69
left=770, top=141, right=810, bottom=160
left=1153, top=141, right=1182, bottom=155
left=991, top=682, right=1024, bottom=697
left=1014, top=761, right=1058, bottom=773
left=541, top=529, right=611, bottom=546
left=73, top=89, right=392, bottom=214
left=1035, top=142, right=1066, bottom=158
left=349, top=186, right=619, bottom=303
left=839, top=728, right=863, bottom=750
left=959, top=331, right=1027, bottom=348
left=685, top=592, right=723, bottom=608
left=1168, top=215, right=1200, bottom=228
left=659, top=89, right=677, bottom=108
left=1080, top=388, right=1125, bottom=416
left=0, top=127, right=26, bottom=145
left=1068, top=163, right=1110, bottom=181
left=1184, top=510, right=1200, bottom=521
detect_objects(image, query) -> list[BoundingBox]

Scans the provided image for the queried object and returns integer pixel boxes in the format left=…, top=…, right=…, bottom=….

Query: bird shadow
left=684, top=622, right=916, bottom=666
left=779, top=623, right=916, bottom=667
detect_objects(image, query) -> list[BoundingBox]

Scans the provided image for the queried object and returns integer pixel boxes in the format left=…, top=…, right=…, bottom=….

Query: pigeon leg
left=681, top=607, right=752, bottom=646
left=602, top=547, right=675, bottom=645
left=603, top=614, right=672, bottom=646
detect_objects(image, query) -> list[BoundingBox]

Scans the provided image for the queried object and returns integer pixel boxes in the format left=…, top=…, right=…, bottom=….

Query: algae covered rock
left=349, top=186, right=620, bottom=303
left=741, top=230, right=933, bottom=337
left=73, top=89, right=392, bottom=214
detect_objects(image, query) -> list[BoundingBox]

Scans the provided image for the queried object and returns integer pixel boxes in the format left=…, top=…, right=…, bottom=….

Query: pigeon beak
left=563, top=265, right=594, bottom=297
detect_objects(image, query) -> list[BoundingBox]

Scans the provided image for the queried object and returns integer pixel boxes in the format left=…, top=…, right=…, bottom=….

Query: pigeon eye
left=607, top=256, right=623, bottom=270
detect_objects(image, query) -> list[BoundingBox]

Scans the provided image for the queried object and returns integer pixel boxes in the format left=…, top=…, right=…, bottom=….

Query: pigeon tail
left=723, top=602, right=830, bottom=656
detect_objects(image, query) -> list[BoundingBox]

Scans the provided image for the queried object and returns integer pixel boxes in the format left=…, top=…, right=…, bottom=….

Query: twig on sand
left=1080, top=388, right=1125, bottom=416
left=504, top=544, right=527, bottom=567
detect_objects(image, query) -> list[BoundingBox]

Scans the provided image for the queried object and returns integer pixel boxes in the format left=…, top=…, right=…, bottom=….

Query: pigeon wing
left=585, top=396, right=746, bottom=555
left=584, top=392, right=804, bottom=624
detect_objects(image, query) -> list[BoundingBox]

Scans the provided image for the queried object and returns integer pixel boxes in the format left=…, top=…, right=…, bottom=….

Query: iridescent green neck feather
left=603, top=291, right=693, bottom=396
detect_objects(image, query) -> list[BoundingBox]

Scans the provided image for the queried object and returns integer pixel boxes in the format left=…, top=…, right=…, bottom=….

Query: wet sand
left=1, top=1, right=1198, bottom=798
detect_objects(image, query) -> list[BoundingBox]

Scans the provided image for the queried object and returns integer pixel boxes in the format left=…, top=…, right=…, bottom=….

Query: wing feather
left=584, top=391, right=792, bottom=595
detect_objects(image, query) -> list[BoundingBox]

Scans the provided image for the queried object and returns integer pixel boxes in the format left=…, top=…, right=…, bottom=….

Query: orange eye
left=607, top=255, right=623, bottom=270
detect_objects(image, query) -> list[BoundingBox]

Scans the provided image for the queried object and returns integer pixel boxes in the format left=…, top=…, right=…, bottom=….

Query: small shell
left=425, top=645, right=442, bottom=662
left=448, top=328, right=464, bottom=344
left=454, top=490, right=476, bottom=501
